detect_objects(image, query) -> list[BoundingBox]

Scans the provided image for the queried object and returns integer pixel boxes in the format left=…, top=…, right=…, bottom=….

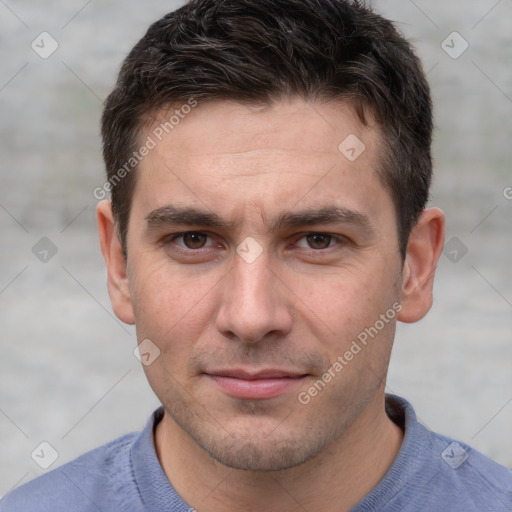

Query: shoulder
left=426, top=431, right=512, bottom=510
left=0, top=432, right=141, bottom=512
left=380, top=395, right=512, bottom=511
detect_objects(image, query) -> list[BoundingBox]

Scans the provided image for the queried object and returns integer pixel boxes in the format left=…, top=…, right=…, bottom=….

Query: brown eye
left=305, top=233, right=332, bottom=249
left=182, top=232, right=208, bottom=249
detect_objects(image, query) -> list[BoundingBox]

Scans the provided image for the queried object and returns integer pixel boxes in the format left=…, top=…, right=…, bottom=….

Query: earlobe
left=397, top=207, right=445, bottom=323
left=97, top=200, right=135, bottom=325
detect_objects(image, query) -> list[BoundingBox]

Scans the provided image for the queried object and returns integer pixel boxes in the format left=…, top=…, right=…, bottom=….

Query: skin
left=98, top=97, right=445, bottom=511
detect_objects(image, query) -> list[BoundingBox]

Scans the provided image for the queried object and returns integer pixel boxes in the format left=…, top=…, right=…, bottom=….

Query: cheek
left=128, top=258, right=218, bottom=347
left=291, top=261, right=397, bottom=339
left=131, top=265, right=214, bottom=396
left=289, top=262, right=400, bottom=391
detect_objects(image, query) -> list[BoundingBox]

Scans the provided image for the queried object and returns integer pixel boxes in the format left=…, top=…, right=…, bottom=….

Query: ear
left=397, top=207, right=445, bottom=323
left=97, top=200, right=135, bottom=325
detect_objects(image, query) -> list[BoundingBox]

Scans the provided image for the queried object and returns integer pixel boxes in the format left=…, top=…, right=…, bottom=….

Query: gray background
left=1, top=0, right=511, bottom=496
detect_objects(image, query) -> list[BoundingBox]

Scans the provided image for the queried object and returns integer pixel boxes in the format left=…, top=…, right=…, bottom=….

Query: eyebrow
left=270, top=206, right=373, bottom=234
left=145, top=204, right=374, bottom=234
left=146, top=206, right=234, bottom=231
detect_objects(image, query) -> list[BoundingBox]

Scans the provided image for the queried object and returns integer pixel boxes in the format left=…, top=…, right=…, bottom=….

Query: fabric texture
left=1, top=395, right=511, bottom=511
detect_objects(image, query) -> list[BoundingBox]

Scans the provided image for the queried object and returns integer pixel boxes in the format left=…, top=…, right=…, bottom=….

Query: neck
left=154, top=392, right=403, bottom=512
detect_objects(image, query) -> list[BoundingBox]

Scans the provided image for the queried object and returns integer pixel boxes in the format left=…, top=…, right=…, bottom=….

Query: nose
left=215, top=253, right=293, bottom=344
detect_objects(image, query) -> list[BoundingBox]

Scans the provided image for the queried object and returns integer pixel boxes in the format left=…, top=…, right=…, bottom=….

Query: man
left=2, top=0, right=511, bottom=510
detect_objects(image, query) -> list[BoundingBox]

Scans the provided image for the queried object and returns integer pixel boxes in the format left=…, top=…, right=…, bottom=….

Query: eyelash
left=164, top=231, right=349, bottom=254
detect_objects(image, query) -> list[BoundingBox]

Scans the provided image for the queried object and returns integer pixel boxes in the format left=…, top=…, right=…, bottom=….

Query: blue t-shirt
left=1, top=395, right=511, bottom=511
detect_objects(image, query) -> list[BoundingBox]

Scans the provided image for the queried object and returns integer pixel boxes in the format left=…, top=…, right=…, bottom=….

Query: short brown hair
left=101, top=0, right=433, bottom=259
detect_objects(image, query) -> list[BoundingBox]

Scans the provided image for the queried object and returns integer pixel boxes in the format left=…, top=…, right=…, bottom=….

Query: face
left=113, top=98, right=407, bottom=471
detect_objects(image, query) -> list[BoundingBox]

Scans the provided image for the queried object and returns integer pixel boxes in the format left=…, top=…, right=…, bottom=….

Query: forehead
left=143, top=97, right=377, bottom=160
left=133, top=97, right=393, bottom=231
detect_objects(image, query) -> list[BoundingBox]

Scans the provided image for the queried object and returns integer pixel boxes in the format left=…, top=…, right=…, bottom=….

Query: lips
left=205, top=369, right=307, bottom=400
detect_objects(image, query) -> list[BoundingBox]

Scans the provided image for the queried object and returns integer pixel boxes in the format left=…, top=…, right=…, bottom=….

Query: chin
left=192, top=427, right=330, bottom=472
